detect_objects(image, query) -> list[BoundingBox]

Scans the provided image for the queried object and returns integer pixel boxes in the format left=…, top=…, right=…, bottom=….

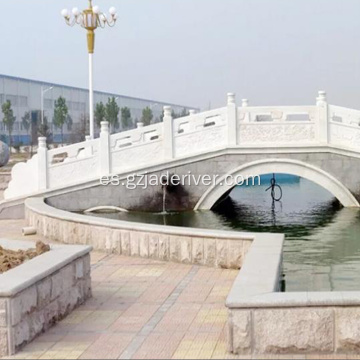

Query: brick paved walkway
left=0, top=220, right=357, bottom=359
left=6, top=253, right=236, bottom=359
left=1, top=220, right=237, bottom=359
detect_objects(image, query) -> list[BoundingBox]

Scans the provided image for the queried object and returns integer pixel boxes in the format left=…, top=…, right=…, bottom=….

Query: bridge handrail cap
left=227, top=93, right=236, bottom=105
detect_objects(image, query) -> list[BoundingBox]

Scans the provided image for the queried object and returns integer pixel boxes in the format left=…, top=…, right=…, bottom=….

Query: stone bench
left=0, top=239, right=92, bottom=356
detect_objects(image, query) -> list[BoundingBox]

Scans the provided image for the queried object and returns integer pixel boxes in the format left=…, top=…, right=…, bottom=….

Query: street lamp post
left=61, top=0, right=117, bottom=139
left=41, top=86, right=53, bottom=125
left=115, top=96, right=121, bottom=111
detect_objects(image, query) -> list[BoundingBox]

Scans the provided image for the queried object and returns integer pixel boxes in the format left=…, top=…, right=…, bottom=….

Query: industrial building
left=0, top=74, right=196, bottom=145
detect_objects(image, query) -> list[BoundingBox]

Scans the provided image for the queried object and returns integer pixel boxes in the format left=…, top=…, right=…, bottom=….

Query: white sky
left=1, top=0, right=360, bottom=110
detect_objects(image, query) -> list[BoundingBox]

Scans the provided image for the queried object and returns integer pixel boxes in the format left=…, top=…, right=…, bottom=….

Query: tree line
left=1, top=97, right=190, bottom=147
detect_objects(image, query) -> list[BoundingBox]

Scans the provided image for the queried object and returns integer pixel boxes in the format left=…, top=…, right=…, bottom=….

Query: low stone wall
left=0, top=239, right=92, bottom=356
left=226, top=234, right=360, bottom=355
left=228, top=306, right=360, bottom=354
left=25, top=197, right=254, bottom=270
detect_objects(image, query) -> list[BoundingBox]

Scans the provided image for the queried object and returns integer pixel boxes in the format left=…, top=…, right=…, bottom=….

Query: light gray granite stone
left=0, top=141, right=9, bottom=167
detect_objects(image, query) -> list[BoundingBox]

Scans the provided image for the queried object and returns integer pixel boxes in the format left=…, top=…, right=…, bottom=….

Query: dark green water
left=88, top=175, right=360, bottom=292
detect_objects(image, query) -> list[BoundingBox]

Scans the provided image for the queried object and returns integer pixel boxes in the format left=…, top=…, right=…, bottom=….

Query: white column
left=37, top=137, right=48, bottom=191
left=85, top=135, right=92, bottom=156
left=241, top=99, right=249, bottom=107
left=163, top=106, right=174, bottom=159
left=241, top=99, right=250, bottom=123
left=189, top=109, right=196, bottom=116
left=89, top=53, right=94, bottom=139
left=316, top=90, right=328, bottom=144
left=100, top=121, right=110, bottom=175
left=227, top=93, right=237, bottom=146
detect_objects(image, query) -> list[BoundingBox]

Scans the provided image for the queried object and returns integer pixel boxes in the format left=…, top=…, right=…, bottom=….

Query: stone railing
left=329, top=105, right=360, bottom=149
left=238, top=105, right=318, bottom=146
left=4, top=91, right=360, bottom=200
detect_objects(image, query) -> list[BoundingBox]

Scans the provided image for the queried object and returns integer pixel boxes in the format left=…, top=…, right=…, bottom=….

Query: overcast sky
left=1, top=0, right=360, bottom=110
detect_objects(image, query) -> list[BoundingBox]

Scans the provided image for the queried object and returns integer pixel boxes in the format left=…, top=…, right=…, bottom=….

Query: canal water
left=88, top=174, right=360, bottom=292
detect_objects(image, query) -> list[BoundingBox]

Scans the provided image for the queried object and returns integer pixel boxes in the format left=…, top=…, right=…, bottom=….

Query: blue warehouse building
left=0, top=74, right=196, bottom=145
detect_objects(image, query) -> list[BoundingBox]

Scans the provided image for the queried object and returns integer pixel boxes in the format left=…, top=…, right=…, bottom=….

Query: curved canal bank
left=84, top=176, right=360, bottom=292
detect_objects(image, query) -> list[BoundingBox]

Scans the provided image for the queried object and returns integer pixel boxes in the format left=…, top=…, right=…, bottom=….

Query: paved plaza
left=0, top=220, right=358, bottom=359
left=1, top=219, right=236, bottom=359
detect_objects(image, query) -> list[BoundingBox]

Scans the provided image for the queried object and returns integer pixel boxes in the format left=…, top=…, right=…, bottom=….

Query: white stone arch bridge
left=1, top=91, right=360, bottom=217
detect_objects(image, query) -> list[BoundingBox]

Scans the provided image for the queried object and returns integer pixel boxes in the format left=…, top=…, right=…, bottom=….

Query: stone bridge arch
left=195, top=158, right=360, bottom=210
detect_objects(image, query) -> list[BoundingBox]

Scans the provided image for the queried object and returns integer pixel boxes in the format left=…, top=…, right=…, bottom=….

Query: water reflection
left=87, top=175, right=360, bottom=292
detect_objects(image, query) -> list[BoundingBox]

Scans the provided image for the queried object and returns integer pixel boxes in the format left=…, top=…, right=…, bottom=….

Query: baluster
left=163, top=106, right=174, bottom=159
left=242, top=99, right=250, bottom=122
left=85, top=135, right=93, bottom=156
left=227, top=93, right=238, bottom=146
left=316, top=90, right=329, bottom=144
left=100, top=121, right=111, bottom=175
left=38, top=137, right=48, bottom=191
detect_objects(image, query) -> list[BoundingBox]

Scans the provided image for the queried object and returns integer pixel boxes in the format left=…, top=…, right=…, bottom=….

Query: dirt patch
left=0, top=241, right=50, bottom=274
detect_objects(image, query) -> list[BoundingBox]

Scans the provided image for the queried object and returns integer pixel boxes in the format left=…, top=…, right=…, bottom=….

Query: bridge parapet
left=237, top=104, right=318, bottom=146
left=174, top=107, right=228, bottom=157
left=3, top=91, right=360, bottom=200
left=329, top=105, right=360, bottom=149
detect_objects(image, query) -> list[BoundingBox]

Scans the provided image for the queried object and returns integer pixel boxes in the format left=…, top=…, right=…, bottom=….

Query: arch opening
left=195, top=159, right=360, bottom=210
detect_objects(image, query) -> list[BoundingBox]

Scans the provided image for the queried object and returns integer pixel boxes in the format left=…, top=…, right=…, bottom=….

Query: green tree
left=95, top=102, right=106, bottom=128
left=141, top=107, right=153, bottom=126
left=21, top=111, right=31, bottom=141
left=53, top=96, right=69, bottom=144
left=22, top=111, right=32, bottom=157
left=105, top=97, right=120, bottom=133
left=180, top=108, right=189, bottom=117
left=159, top=109, right=164, bottom=122
left=70, top=113, right=89, bottom=143
left=2, top=100, right=16, bottom=147
left=121, top=107, right=132, bottom=130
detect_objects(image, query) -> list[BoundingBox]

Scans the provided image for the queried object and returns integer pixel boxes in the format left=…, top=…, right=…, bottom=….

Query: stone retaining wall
left=0, top=240, right=92, bottom=356
left=25, top=197, right=255, bottom=269
left=228, top=307, right=360, bottom=354
left=226, top=233, right=360, bottom=355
